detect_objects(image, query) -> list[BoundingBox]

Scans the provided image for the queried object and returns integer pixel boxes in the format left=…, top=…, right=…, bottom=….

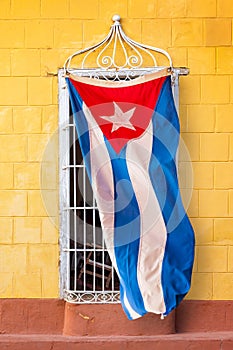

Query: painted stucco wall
left=0, top=0, right=232, bottom=300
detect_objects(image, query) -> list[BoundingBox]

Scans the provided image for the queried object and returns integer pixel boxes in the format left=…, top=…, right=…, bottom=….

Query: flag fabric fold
left=66, top=70, right=195, bottom=320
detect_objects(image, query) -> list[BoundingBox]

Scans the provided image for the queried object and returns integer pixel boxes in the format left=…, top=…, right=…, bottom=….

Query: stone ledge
left=0, top=332, right=233, bottom=350
left=1, top=299, right=233, bottom=335
left=176, top=300, right=233, bottom=332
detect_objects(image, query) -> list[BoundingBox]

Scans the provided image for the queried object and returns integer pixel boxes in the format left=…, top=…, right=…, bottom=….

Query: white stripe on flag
left=126, top=121, right=167, bottom=314
left=82, top=103, right=115, bottom=259
left=83, top=103, right=141, bottom=320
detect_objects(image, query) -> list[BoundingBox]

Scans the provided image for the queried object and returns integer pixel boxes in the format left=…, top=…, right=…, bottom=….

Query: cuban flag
left=66, top=69, right=195, bottom=320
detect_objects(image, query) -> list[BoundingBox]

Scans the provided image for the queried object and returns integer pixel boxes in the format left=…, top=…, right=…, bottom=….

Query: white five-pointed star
left=100, top=102, right=136, bottom=133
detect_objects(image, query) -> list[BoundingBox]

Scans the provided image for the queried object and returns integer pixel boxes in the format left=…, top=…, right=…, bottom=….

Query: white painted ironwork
left=59, top=70, right=121, bottom=303
left=64, top=14, right=173, bottom=72
left=60, top=15, right=189, bottom=304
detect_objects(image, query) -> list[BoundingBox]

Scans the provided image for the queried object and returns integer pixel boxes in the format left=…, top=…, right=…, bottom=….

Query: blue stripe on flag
left=105, top=141, right=147, bottom=317
left=149, top=77, right=195, bottom=316
left=66, top=78, right=92, bottom=181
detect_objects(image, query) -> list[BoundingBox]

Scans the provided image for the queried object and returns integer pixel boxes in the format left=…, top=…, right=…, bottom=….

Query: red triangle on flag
left=70, top=76, right=166, bottom=153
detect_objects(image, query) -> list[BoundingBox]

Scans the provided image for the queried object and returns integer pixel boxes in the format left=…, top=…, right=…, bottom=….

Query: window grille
left=59, top=15, right=189, bottom=304
left=59, top=79, right=121, bottom=303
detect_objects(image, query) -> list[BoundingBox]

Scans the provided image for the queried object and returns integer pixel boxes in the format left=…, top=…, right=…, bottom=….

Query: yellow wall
left=0, top=0, right=232, bottom=300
